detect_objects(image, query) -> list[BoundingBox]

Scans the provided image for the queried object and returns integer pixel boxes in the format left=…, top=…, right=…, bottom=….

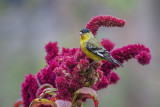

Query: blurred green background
left=0, top=0, right=160, bottom=107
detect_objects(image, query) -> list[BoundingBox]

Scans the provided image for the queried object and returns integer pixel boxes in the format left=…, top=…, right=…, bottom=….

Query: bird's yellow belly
left=80, top=42, right=103, bottom=61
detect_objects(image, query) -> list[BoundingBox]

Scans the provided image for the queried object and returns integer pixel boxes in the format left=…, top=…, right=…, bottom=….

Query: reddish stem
left=14, top=99, right=23, bottom=107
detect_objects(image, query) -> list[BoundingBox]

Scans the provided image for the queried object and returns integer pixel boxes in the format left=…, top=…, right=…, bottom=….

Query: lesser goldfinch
left=80, top=28, right=123, bottom=67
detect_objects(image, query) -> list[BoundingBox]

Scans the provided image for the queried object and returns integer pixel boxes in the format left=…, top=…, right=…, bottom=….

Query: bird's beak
left=79, top=32, right=82, bottom=36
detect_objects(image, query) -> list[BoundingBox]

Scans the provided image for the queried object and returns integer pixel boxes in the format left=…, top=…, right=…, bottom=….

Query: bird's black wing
left=86, top=42, right=111, bottom=58
left=86, top=41, right=123, bottom=67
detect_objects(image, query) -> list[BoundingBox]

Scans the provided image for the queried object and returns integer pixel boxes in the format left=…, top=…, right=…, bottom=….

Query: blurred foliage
left=104, top=0, right=135, bottom=11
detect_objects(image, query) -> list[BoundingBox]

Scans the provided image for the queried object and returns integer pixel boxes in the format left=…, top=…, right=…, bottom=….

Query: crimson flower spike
left=86, top=15, right=125, bottom=35
left=14, top=15, right=151, bottom=107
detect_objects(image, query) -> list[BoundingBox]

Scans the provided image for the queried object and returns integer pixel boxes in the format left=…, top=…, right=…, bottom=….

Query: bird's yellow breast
left=80, top=34, right=103, bottom=61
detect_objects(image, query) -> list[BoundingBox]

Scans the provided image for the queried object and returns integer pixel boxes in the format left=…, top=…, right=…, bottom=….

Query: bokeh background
left=0, top=0, right=160, bottom=107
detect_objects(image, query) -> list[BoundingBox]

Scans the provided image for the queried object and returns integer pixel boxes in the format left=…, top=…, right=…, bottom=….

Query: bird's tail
left=106, top=56, right=124, bottom=67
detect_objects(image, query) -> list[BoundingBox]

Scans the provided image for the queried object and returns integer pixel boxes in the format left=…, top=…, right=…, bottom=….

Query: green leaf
left=39, top=88, right=57, bottom=98
left=36, top=84, right=54, bottom=97
left=36, top=83, right=57, bottom=98
left=29, top=98, right=56, bottom=107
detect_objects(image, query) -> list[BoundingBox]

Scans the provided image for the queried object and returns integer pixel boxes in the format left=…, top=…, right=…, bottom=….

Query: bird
left=79, top=28, right=123, bottom=67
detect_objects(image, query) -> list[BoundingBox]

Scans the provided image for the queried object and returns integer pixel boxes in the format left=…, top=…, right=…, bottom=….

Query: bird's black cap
left=80, top=28, right=90, bottom=33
